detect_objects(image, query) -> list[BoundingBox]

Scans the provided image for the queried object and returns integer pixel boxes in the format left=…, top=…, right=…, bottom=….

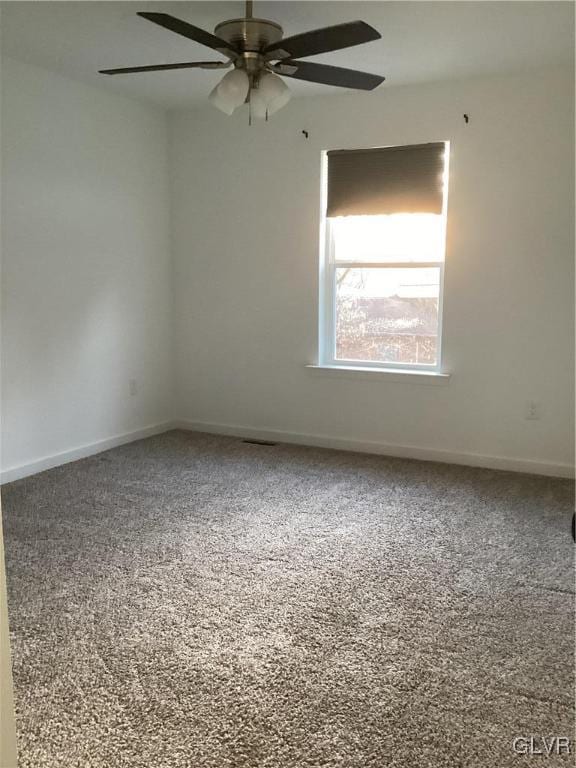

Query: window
left=320, top=142, right=449, bottom=371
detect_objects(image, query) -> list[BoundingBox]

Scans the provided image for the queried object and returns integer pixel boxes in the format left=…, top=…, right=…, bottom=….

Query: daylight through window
left=321, top=142, right=449, bottom=370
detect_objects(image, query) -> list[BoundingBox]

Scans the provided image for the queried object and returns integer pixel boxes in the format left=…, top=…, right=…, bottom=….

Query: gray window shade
left=326, top=142, right=445, bottom=217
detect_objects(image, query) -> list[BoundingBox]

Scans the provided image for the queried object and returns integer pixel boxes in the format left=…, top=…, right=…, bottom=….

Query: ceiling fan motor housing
left=215, top=16, right=284, bottom=86
left=214, top=17, right=283, bottom=53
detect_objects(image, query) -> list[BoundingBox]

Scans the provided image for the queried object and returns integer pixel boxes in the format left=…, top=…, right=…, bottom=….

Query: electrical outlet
left=525, top=400, right=541, bottom=420
left=129, top=379, right=138, bottom=397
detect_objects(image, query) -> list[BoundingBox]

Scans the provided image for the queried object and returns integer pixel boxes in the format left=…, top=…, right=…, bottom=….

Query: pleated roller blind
left=326, top=142, right=445, bottom=217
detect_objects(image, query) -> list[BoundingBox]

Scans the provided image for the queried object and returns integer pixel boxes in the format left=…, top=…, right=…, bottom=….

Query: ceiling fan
left=99, top=1, right=385, bottom=119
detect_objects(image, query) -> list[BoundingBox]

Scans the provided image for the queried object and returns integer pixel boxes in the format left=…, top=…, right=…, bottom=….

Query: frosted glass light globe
left=208, top=83, right=236, bottom=115
left=258, top=72, right=291, bottom=115
left=250, top=89, right=269, bottom=120
left=217, top=68, right=250, bottom=107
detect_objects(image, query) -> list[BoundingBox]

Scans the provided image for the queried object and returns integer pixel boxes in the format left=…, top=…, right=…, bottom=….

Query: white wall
left=1, top=61, right=573, bottom=479
left=171, top=67, right=574, bottom=476
left=1, top=57, right=174, bottom=478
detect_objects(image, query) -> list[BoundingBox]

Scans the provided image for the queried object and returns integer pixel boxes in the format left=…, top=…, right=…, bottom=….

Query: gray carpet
left=2, top=430, right=574, bottom=767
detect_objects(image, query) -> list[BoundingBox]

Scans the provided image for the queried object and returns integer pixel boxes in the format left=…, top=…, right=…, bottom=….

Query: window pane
left=335, top=267, right=440, bottom=365
left=331, top=213, right=444, bottom=263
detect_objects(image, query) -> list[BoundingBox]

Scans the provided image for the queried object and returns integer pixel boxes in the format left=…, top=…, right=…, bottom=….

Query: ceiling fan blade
left=100, top=61, right=230, bottom=75
left=137, top=12, right=237, bottom=57
left=274, top=61, right=384, bottom=91
left=265, top=20, right=380, bottom=61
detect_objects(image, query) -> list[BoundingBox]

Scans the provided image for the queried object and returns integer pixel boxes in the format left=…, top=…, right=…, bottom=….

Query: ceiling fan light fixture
left=257, top=72, right=292, bottom=115
left=217, top=68, right=250, bottom=106
left=208, top=82, right=236, bottom=114
left=249, top=88, right=269, bottom=120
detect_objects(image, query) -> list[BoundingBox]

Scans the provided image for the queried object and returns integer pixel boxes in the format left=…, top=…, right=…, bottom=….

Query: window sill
left=305, top=364, right=451, bottom=385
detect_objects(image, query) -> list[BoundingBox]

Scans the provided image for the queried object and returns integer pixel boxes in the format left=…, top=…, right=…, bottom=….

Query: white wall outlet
left=525, top=400, right=541, bottom=420
left=129, top=378, right=138, bottom=397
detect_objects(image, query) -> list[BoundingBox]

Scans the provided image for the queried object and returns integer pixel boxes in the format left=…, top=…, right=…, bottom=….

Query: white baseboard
left=1, top=422, right=175, bottom=485
left=2, top=419, right=572, bottom=484
left=175, top=419, right=575, bottom=479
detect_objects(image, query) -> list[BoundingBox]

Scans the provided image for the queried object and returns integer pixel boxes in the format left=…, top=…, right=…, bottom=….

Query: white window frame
left=318, top=143, right=449, bottom=373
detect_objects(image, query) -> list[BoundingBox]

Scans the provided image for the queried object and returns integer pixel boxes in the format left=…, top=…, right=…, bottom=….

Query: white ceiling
left=1, top=1, right=573, bottom=109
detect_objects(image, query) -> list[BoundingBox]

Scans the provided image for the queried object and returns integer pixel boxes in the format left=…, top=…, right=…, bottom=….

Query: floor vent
left=242, top=439, right=277, bottom=447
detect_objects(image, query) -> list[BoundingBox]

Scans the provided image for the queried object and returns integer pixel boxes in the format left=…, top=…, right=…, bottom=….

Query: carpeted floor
left=2, top=430, right=574, bottom=767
